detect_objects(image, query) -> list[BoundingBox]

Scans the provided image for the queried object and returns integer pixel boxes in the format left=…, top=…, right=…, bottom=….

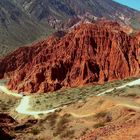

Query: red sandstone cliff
left=0, top=21, right=140, bottom=93
left=135, top=31, right=140, bottom=64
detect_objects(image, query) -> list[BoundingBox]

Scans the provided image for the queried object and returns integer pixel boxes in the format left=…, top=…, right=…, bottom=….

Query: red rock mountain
left=0, top=21, right=140, bottom=93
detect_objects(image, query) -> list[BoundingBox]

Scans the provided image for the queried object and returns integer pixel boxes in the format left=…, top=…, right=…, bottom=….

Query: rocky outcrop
left=136, top=31, right=140, bottom=43
left=0, top=113, right=16, bottom=139
left=0, top=21, right=140, bottom=93
left=135, top=31, right=140, bottom=64
left=0, top=129, right=13, bottom=140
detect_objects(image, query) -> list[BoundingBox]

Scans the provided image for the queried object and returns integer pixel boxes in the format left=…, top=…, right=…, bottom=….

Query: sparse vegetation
left=45, top=112, right=58, bottom=127
left=0, top=76, right=140, bottom=139
left=93, top=122, right=105, bottom=128
left=94, top=111, right=107, bottom=118
left=53, top=114, right=70, bottom=137
left=124, top=93, right=137, bottom=97
left=29, top=77, right=140, bottom=111
left=30, top=128, right=40, bottom=135
left=105, top=85, right=140, bottom=98
left=94, top=111, right=112, bottom=123
left=60, top=129, right=75, bottom=138
left=0, top=92, right=19, bottom=112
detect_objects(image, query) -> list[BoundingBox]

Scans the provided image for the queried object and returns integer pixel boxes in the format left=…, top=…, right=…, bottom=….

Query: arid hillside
left=1, top=0, right=140, bottom=56
left=0, top=21, right=140, bottom=93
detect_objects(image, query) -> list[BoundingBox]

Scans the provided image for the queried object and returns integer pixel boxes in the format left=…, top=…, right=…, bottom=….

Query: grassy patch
left=105, top=85, right=140, bottom=98
left=0, top=92, right=20, bottom=112
left=29, top=77, right=140, bottom=111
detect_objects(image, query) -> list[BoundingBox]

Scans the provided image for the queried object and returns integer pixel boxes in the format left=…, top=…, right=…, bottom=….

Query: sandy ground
left=81, top=109, right=140, bottom=140
left=61, top=96, right=140, bottom=118
left=1, top=79, right=140, bottom=139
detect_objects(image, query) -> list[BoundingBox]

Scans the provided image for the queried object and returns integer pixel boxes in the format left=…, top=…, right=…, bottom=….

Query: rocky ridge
left=0, top=21, right=140, bottom=93
left=1, top=0, right=140, bottom=56
left=13, top=0, right=140, bottom=29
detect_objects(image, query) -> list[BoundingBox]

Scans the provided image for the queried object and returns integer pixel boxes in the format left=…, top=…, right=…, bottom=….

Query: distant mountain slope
left=0, top=0, right=53, bottom=56
left=13, top=0, right=140, bottom=28
left=1, top=0, right=140, bottom=56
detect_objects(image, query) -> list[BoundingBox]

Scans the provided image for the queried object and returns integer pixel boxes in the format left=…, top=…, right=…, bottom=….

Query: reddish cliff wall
left=0, top=22, right=140, bottom=93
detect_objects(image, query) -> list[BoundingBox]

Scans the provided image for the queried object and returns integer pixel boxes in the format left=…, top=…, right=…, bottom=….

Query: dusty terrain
left=5, top=96, right=140, bottom=140
left=0, top=78, right=140, bottom=139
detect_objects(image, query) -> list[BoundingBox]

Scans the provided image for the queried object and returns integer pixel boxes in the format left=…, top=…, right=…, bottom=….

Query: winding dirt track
left=15, top=96, right=57, bottom=118
left=0, top=85, right=57, bottom=118
left=0, top=85, right=22, bottom=97
left=0, top=78, right=140, bottom=118
left=97, top=79, right=140, bottom=96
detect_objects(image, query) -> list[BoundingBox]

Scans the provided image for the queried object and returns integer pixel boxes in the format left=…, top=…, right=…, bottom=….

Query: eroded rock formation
left=0, top=21, right=140, bottom=93
left=0, top=113, right=16, bottom=139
